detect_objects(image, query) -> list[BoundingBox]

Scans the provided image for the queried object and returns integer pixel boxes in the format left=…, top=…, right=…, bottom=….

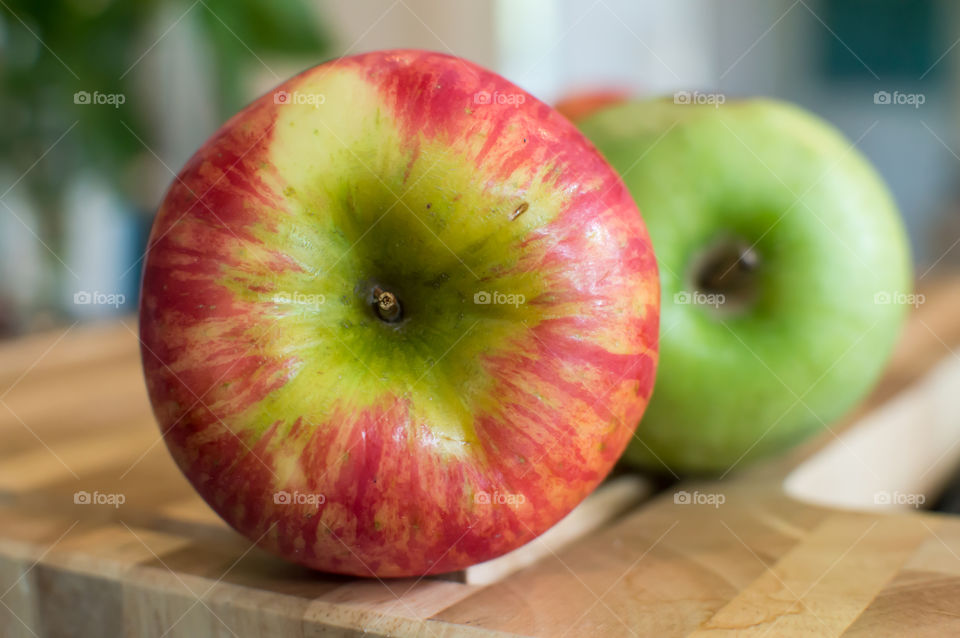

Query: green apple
left=579, top=97, right=912, bottom=474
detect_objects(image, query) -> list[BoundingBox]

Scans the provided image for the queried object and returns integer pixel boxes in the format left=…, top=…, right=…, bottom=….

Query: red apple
left=139, top=50, right=659, bottom=577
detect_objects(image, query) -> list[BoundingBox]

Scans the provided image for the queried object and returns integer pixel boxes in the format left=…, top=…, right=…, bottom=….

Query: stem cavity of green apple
left=692, top=238, right=760, bottom=313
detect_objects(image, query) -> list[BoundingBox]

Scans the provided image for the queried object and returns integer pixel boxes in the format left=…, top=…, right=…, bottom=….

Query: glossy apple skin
left=579, top=98, right=911, bottom=474
left=139, top=50, right=659, bottom=577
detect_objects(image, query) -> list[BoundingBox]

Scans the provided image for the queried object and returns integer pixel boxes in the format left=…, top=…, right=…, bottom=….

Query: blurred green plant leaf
left=0, top=0, right=328, bottom=207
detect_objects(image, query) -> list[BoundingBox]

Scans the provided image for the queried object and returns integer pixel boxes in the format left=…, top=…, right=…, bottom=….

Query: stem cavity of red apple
left=373, top=286, right=403, bottom=323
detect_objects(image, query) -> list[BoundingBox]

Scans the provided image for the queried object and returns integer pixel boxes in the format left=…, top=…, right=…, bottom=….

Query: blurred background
left=0, top=0, right=956, bottom=338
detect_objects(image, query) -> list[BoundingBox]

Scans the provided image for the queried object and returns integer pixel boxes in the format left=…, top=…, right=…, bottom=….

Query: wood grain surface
left=1, top=279, right=960, bottom=637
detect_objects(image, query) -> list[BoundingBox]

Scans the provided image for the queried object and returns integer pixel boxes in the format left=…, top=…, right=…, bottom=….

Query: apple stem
left=702, top=244, right=759, bottom=291
left=373, top=287, right=402, bottom=322
left=737, top=247, right=759, bottom=271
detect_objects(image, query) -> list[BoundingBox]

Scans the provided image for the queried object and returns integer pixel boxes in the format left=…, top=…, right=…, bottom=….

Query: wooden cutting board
left=2, top=278, right=960, bottom=637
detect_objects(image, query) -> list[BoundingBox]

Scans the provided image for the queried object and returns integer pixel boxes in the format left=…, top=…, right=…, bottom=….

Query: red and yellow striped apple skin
left=140, top=50, right=658, bottom=577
